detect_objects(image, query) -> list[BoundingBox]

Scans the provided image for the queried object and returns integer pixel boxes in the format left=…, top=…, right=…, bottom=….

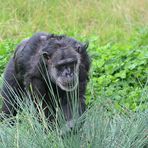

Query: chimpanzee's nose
left=63, top=67, right=71, bottom=77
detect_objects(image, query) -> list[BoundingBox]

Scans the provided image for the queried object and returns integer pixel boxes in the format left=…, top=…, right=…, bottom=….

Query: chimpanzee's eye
left=69, top=64, right=74, bottom=69
left=56, top=65, right=63, bottom=71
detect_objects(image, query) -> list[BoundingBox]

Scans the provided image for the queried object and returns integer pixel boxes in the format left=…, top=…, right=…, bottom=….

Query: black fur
left=1, top=32, right=90, bottom=123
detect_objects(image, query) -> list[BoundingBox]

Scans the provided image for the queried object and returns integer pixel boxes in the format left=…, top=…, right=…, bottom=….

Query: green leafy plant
left=86, top=29, right=148, bottom=111
left=0, top=40, right=18, bottom=74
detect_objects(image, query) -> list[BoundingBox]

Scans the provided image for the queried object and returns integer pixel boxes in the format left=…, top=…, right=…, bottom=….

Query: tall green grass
left=0, top=95, right=148, bottom=148
left=0, top=0, right=147, bottom=44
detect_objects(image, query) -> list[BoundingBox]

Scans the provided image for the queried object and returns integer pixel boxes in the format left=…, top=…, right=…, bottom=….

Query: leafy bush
left=86, top=29, right=148, bottom=111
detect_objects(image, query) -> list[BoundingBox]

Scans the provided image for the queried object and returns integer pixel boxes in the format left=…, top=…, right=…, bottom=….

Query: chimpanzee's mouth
left=58, top=75, right=78, bottom=92
left=60, top=81, right=77, bottom=91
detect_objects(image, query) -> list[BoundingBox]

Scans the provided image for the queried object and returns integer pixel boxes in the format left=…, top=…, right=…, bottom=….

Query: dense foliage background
left=0, top=0, right=147, bottom=147
left=87, top=29, right=148, bottom=111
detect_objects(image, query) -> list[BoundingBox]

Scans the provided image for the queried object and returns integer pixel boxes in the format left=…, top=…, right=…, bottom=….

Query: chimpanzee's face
left=47, top=47, right=80, bottom=91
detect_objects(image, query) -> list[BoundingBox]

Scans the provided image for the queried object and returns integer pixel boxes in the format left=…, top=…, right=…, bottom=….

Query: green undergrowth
left=87, top=28, right=148, bottom=111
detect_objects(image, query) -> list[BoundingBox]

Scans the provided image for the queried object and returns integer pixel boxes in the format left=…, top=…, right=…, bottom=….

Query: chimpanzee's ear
left=41, top=51, right=50, bottom=59
left=76, top=42, right=89, bottom=53
left=43, top=52, right=49, bottom=59
left=83, top=42, right=89, bottom=50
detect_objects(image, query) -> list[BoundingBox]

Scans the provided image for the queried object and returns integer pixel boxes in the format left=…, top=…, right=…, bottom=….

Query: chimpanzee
left=1, top=32, right=90, bottom=129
